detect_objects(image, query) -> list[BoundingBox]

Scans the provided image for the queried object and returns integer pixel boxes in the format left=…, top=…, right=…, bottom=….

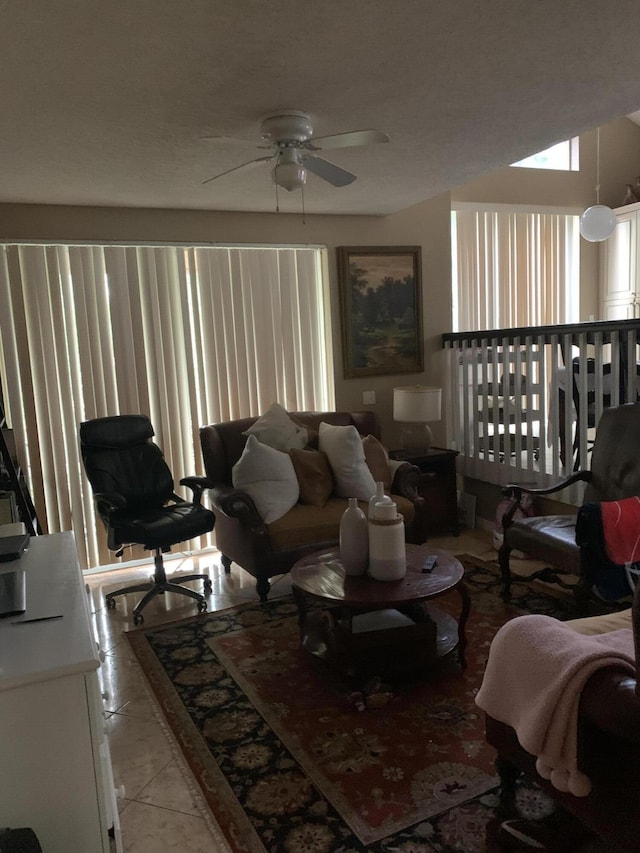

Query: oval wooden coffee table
left=290, top=544, right=470, bottom=677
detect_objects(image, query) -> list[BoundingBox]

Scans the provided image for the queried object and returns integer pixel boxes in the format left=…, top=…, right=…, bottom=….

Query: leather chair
left=498, top=401, right=640, bottom=603
left=80, top=415, right=215, bottom=624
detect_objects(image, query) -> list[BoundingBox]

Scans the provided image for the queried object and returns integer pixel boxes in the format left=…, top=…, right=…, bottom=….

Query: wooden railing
left=442, top=319, right=640, bottom=504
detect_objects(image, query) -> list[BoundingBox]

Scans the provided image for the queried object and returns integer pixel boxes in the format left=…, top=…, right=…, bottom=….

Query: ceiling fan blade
left=301, top=154, right=356, bottom=187
left=199, top=135, right=250, bottom=143
left=202, top=156, right=272, bottom=185
left=200, top=135, right=272, bottom=151
left=309, top=129, right=389, bottom=151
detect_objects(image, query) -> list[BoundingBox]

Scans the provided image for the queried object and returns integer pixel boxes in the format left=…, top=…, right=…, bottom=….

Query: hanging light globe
left=579, top=127, right=617, bottom=243
left=579, top=204, right=617, bottom=242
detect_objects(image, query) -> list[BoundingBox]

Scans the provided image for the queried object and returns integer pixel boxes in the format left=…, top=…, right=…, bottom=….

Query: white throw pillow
left=232, top=435, right=300, bottom=523
left=318, top=422, right=377, bottom=501
left=243, top=402, right=308, bottom=451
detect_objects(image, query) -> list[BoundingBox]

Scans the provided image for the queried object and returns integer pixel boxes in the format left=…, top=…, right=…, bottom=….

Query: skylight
left=511, top=137, right=579, bottom=171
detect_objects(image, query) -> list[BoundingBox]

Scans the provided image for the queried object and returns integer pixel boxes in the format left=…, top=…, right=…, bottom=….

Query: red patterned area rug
left=125, top=559, right=582, bottom=853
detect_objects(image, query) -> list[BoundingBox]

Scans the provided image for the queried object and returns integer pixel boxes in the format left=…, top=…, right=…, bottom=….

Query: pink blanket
left=475, top=614, right=635, bottom=797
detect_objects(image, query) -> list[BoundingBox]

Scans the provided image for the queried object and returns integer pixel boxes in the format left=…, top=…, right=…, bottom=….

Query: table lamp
left=393, top=385, right=442, bottom=452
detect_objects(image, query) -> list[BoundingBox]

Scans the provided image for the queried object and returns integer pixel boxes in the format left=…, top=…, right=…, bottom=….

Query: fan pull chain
left=274, top=181, right=280, bottom=213
left=301, top=182, right=306, bottom=225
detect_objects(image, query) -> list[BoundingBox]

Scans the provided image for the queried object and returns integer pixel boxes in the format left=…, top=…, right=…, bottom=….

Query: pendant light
left=579, top=127, right=616, bottom=242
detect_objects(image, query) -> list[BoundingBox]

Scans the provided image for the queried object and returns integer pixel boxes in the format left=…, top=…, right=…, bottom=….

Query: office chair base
left=105, top=549, right=212, bottom=624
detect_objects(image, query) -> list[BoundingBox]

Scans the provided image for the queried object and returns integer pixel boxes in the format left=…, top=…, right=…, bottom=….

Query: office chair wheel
left=203, top=578, right=212, bottom=593
left=106, top=597, right=116, bottom=609
left=198, top=599, right=208, bottom=613
left=133, top=613, right=144, bottom=625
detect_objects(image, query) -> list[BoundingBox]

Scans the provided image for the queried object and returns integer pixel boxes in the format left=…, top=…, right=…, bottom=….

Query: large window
left=451, top=205, right=580, bottom=332
left=0, top=243, right=333, bottom=568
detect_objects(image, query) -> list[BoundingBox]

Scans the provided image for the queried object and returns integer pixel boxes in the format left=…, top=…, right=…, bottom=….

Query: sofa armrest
left=579, top=669, right=640, bottom=742
left=206, top=484, right=266, bottom=527
left=391, top=462, right=423, bottom=504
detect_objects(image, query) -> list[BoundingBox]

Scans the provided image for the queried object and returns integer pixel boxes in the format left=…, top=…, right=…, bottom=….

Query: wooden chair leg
left=495, top=753, right=520, bottom=818
left=498, top=541, right=513, bottom=600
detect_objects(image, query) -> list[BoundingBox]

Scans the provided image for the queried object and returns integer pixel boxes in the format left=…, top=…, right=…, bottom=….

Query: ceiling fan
left=202, top=109, right=389, bottom=192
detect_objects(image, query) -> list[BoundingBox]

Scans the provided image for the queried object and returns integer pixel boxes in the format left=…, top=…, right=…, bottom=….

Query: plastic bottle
left=339, top=498, right=369, bottom=576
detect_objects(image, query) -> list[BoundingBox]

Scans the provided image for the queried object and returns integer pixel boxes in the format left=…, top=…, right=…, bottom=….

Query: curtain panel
left=452, top=208, right=579, bottom=332
left=0, top=243, right=333, bottom=569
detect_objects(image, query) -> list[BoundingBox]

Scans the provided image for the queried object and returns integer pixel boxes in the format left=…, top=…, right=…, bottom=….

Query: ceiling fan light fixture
left=203, top=110, right=387, bottom=194
left=273, top=148, right=307, bottom=191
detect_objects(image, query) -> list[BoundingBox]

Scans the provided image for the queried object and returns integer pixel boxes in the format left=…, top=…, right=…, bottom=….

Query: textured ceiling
left=2, top=1, right=640, bottom=215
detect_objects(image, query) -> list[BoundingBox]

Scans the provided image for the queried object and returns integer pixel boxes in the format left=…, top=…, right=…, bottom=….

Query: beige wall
left=1, top=116, right=639, bottom=460
left=452, top=116, right=640, bottom=321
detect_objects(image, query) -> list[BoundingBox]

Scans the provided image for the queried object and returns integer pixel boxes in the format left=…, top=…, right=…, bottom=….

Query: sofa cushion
left=318, top=422, right=377, bottom=501
left=362, top=434, right=392, bottom=490
left=267, top=494, right=415, bottom=551
left=567, top=608, right=633, bottom=635
left=289, top=448, right=334, bottom=507
left=242, top=402, right=308, bottom=452
left=232, top=435, right=299, bottom=523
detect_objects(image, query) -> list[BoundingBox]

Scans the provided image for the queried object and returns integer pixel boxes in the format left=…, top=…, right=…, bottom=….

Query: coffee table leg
left=292, top=586, right=308, bottom=640
left=456, top=580, right=471, bottom=669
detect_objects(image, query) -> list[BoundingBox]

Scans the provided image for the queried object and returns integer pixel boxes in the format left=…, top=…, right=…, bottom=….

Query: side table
left=390, top=446, right=459, bottom=538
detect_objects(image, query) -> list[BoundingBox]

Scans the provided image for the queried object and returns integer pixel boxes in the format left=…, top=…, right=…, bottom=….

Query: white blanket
left=475, top=614, right=635, bottom=796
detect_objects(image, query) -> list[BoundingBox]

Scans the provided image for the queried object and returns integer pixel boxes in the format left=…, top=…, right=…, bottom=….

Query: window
left=0, top=243, right=334, bottom=568
left=511, top=137, right=579, bottom=171
left=451, top=206, right=580, bottom=332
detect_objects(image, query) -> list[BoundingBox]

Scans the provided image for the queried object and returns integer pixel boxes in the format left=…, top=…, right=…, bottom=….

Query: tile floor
left=86, top=529, right=499, bottom=853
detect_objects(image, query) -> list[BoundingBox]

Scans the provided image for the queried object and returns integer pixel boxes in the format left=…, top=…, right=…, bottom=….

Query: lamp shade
left=393, top=386, right=442, bottom=423
left=579, top=205, right=617, bottom=242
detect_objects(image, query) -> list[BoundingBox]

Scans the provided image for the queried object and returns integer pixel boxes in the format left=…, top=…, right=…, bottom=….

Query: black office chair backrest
left=80, top=415, right=175, bottom=514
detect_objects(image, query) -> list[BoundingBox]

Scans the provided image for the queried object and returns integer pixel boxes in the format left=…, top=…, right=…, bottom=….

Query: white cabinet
left=601, top=201, right=640, bottom=319
left=0, top=532, right=122, bottom=853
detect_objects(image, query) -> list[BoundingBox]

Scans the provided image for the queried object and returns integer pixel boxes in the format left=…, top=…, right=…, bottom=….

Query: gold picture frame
left=337, top=245, right=424, bottom=379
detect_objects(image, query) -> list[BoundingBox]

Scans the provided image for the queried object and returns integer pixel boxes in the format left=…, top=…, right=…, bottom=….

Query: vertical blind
left=452, top=206, right=579, bottom=331
left=0, top=243, right=333, bottom=569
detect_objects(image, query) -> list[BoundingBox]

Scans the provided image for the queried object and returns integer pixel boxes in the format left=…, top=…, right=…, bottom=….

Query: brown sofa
left=199, top=410, right=422, bottom=601
left=484, top=595, right=640, bottom=851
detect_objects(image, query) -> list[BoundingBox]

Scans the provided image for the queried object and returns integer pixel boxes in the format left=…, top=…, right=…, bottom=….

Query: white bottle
left=368, top=496, right=406, bottom=581
left=368, top=481, right=387, bottom=519
left=339, top=498, right=369, bottom=576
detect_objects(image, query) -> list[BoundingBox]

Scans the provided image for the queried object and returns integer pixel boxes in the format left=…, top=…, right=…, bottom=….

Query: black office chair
left=79, top=414, right=215, bottom=624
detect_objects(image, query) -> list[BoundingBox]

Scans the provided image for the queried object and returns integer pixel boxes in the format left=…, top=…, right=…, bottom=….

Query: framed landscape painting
left=337, top=246, right=424, bottom=378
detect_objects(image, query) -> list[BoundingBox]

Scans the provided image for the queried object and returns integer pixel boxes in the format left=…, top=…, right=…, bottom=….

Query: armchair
left=498, top=401, right=640, bottom=604
left=80, top=415, right=215, bottom=624
left=199, top=410, right=422, bottom=602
